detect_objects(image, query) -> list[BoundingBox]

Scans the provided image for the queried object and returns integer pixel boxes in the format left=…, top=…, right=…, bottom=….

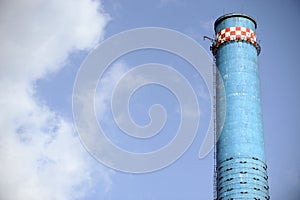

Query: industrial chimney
left=211, top=13, right=270, bottom=200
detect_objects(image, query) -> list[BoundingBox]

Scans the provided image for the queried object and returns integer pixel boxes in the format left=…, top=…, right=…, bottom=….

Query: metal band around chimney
left=215, top=26, right=260, bottom=54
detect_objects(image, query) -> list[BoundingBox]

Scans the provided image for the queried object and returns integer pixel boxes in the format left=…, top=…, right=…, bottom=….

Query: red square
left=246, top=28, right=250, bottom=32
left=225, top=28, right=230, bottom=32
left=236, top=26, right=241, bottom=31
left=230, top=31, right=236, bottom=35
left=241, top=31, right=246, bottom=36
left=221, top=33, right=225, bottom=38
left=236, top=35, right=241, bottom=40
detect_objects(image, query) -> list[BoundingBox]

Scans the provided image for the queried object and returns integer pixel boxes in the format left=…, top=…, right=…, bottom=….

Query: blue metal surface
left=214, top=13, right=270, bottom=200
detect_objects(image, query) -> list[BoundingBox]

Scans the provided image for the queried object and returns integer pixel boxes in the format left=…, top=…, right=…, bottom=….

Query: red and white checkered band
left=216, top=26, right=257, bottom=46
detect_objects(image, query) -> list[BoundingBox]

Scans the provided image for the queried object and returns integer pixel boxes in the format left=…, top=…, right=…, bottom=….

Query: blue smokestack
left=212, top=13, right=270, bottom=200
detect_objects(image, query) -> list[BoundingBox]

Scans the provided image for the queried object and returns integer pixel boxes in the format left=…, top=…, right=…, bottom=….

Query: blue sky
left=1, top=0, right=299, bottom=200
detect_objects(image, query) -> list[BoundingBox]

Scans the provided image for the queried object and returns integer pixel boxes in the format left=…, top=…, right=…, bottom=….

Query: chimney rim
left=214, top=13, right=257, bottom=31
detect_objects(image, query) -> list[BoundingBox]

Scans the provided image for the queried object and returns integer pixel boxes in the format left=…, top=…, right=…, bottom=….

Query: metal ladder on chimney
left=213, top=60, right=218, bottom=200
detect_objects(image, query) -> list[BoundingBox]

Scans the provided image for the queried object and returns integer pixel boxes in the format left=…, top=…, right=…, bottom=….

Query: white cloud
left=0, top=0, right=111, bottom=199
left=0, top=0, right=109, bottom=83
left=95, top=61, right=129, bottom=120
